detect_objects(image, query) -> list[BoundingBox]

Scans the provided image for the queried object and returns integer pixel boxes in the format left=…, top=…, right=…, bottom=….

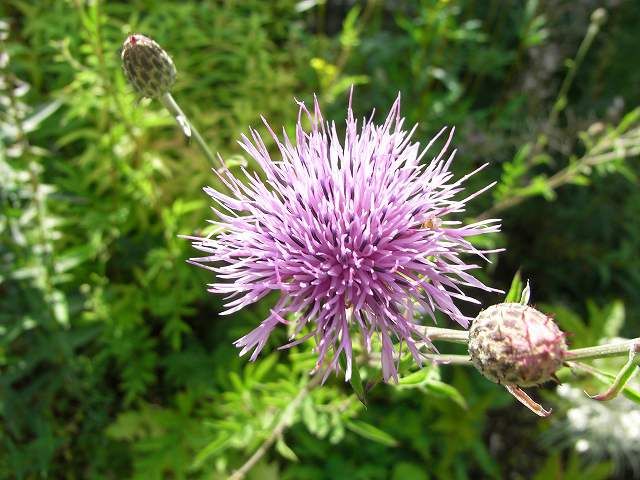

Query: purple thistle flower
left=188, top=92, right=501, bottom=382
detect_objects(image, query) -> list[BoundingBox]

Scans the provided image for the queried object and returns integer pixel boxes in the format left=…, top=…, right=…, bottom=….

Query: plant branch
left=587, top=342, right=640, bottom=401
left=415, top=335, right=640, bottom=367
left=418, top=338, right=640, bottom=367
left=417, top=326, right=470, bottom=344
left=477, top=138, right=640, bottom=220
left=422, top=353, right=472, bottom=365
left=475, top=9, right=623, bottom=222
left=228, top=374, right=323, bottom=480
left=564, top=338, right=640, bottom=361
left=547, top=9, right=606, bottom=128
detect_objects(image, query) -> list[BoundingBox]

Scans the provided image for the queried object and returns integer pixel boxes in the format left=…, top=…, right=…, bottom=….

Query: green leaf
left=54, top=244, right=97, bottom=274
left=345, top=420, right=398, bottom=447
left=615, top=107, right=640, bottom=134
left=106, top=411, right=147, bottom=441
left=192, top=435, right=230, bottom=469
left=532, top=454, right=562, bottom=480
left=252, top=353, right=279, bottom=383
left=247, top=461, right=280, bottom=480
left=622, top=386, right=640, bottom=404
left=275, top=437, right=298, bottom=462
left=21, top=99, right=63, bottom=133
left=301, top=397, right=319, bottom=434
left=340, top=6, right=361, bottom=48
left=589, top=344, right=640, bottom=402
left=398, top=369, right=429, bottom=386
left=586, top=300, right=626, bottom=341
left=51, top=290, right=69, bottom=328
left=424, top=380, right=467, bottom=410
left=504, top=270, right=523, bottom=303
left=602, top=300, right=625, bottom=338
left=392, top=462, right=429, bottom=480
left=472, top=442, right=500, bottom=477
left=574, top=363, right=640, bottom=404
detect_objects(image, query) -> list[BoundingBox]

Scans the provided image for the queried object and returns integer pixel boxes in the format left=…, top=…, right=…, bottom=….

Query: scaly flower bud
left=121, top=34, right=176, bottom=98
left=468, top=303, right=567, bottom=387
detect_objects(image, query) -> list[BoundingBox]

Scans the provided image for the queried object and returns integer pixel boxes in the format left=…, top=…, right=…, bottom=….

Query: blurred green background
left=2, top=0, right=640, bottom=478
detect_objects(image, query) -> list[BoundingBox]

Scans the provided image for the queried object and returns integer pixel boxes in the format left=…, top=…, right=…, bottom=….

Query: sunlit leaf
left=275, top=437, right=298, bottom=462
left=345, top=420, right=398, bottom=447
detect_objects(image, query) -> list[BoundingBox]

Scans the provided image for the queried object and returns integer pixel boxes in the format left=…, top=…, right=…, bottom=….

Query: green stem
left=587, top=343, right=640, bottom=401
left=548, top=9, right=606, bottom=128
left=160, top=92, right=220, bottom=168
left=565, top=361, right=640, bottom=403
left=419, top=339, right=639, bottom=367
left=417, top=326, right=469, bottom=344
left=564, top=338, right=639, bottom=361
left=411, top=331, right=639, bottom=366
left=414, top=326, right=638, bottom=364
left=422, top=353, right=471, bottom=365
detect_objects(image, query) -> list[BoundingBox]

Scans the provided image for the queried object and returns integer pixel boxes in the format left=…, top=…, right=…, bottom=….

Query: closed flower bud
left=468, top=303, right=567, bottom=387
left=121, top=34, right=176, bottom=98
left=591, top=8, right=607, bottom=27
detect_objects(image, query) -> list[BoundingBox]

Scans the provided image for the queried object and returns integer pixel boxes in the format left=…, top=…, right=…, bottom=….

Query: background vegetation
left=2, top=0, right=640, bottom=478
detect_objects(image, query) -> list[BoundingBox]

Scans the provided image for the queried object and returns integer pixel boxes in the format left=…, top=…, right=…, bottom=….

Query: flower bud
left=468, top=303, right=567, bottom=387
left=591, top=8, right=607, bottom=27
left=121, top=34, right=176, bottom=98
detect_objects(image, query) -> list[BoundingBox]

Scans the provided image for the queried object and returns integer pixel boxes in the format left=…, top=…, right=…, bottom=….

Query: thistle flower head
left=468, top=303, right=567, bottom=386
left=121, top=34, right=176, bottom=98
left=189, top=92, right=500, bottom=381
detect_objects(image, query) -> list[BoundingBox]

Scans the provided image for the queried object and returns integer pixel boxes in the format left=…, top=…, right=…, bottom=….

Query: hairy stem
left=411, top=327, right=639, bottom=364
left=415, top=332, right=640, bottom=366
left=564, top=338, right=639, bottom=361
left=417, top=326, right=470, bottom=344
left=422, top=353, right=472, bottom=365
left=160, top=92, right=220, bottom=167
left=418, top=338, right=640, bottom=367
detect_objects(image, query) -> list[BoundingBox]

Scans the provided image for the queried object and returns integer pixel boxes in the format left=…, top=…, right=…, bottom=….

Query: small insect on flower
left=187, top=91, right=501, bottom=382
left=421, top=216, right=442, bottom=230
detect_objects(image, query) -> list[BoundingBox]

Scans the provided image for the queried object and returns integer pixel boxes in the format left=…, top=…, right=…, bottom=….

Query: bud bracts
left=121, top=34, right=176, bottom=98
left=468, top=303, right=567, bottom=387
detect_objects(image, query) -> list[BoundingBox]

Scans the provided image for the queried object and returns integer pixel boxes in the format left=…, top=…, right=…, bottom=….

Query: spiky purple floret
left=188, top=92, right=501, bottom=382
